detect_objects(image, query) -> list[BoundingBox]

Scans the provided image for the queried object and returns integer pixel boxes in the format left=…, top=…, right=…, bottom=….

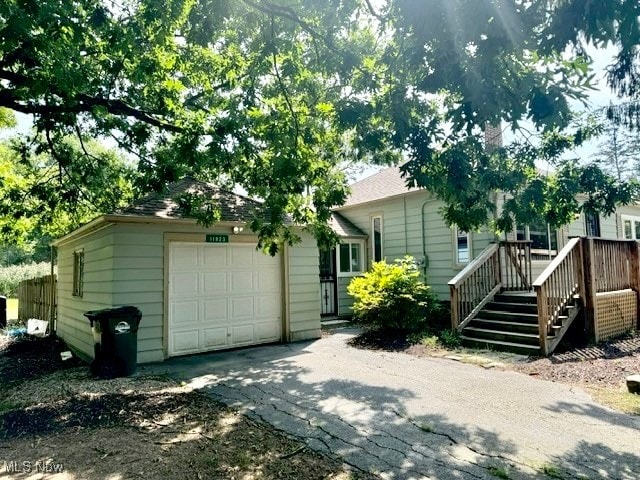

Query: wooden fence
left=16, top=274, right=57, bottom=331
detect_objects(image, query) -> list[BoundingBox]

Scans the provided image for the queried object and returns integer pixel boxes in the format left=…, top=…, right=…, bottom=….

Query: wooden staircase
left=460, top=292, right=580, bottom=355
left=449, top=238, right=585, bottom=356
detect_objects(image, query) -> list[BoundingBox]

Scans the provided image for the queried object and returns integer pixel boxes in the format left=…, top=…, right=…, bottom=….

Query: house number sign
left=206, top=234, right=229, bottom=243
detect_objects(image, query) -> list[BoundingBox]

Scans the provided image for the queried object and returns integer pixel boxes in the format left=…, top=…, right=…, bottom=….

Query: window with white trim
left=73, top=249, right=84, bottom=297
left=371, top=215, right=383, bottom=262
left=337, top=241, right=364, bottom=276
left=454, top=228, right=471, bottom=265
left=621, top=215, right=640, bottom=240
left=516, top=222, right=558, bottom=259
left=585, top=211, right=601, bottom=237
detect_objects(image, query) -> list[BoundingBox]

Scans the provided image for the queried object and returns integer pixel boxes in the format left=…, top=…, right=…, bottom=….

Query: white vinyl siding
left=56, top=221, right=320, bottom=364
left=335, top=192, right=495, bottom=299
left=111, top=224, right=166, bottom=363
left=56, top=226, right=116, bottom=360
left=285, top=232, right=321, bottom=341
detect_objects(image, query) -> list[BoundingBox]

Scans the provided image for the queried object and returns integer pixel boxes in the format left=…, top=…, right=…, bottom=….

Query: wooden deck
left=449, top=238, right=640, bottom=355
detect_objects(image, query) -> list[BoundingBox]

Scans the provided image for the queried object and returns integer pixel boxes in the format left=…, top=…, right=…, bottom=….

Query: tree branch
left=270, top=16, right=300, bottom=152
left=362, top=0, right=386, bottom=25
left=0, top=83, right=184, bottom=134
left=241, top=0, right=342, bottom=56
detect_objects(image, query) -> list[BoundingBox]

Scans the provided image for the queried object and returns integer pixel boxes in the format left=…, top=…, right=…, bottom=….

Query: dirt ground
left=0, top=335, right=367, bottom=480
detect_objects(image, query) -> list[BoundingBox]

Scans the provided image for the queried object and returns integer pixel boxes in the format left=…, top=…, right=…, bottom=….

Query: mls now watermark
left=4, top=460, right=65, bottom=474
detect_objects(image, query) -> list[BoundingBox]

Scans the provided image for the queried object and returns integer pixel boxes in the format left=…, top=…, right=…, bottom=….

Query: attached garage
left=52, top=178, right=321, bottom=363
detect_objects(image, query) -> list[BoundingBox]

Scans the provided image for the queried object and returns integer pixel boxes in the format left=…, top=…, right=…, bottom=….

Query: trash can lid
left=84, top=306, right=142, bottom=320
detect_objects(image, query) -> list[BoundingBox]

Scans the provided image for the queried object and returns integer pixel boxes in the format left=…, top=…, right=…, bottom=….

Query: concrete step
left=463, top=327, right=549, bottom=346
left=460, top=336, right=542, bottom=355
left=471, top=318, right=539, bottom=334
left=321, top=319, right=351, bottom=330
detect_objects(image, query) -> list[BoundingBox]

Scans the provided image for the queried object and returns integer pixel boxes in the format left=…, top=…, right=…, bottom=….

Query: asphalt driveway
left=147, top=329, right=640, bottom=480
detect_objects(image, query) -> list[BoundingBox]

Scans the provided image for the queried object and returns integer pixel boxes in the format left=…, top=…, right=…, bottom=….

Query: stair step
left=486, top=301, right=538, bottom=314
left=463, top=326, right=551, bottom=346
left=471, top=319, right=539, bottom=334
left=460, top=336, right=541, bottom=355
left=478, top=310, right=539, bottom=323
left=494, top=293, right=537, bottom=304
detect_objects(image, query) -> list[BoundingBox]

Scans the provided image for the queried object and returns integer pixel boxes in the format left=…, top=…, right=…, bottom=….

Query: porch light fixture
left=232, top=226, right=244, bottom=234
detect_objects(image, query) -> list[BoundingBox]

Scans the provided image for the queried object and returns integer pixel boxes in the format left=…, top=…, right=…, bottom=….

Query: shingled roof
left=329, top=212, right=367, bottom=237
left=340, top=165, right=420, bottom=208
left=117, top=177, right=261, bottom=222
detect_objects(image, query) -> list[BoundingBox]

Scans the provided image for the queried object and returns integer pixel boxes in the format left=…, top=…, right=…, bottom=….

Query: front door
left=319, top=248, right=337, bottom=316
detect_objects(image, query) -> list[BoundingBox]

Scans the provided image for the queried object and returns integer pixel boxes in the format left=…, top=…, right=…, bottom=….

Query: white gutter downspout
left=421, top=198, right=438, bottom=277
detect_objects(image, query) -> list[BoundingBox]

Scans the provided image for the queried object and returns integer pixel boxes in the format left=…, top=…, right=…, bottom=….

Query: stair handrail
left=532, top=237, right=583, bottom=355
left=501, top=240, right=533, bottom=291
left=449, top=243, right=501, bottom=330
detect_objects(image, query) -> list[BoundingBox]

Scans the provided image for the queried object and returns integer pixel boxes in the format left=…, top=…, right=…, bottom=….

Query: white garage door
left=168, top=242, right=282, bottom=356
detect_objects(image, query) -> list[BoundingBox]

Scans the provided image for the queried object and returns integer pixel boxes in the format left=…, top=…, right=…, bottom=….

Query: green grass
left=541, top=464, right=566, bottom=479
left=7, top=298, right=18, bottom=321
left=588, top=387, right=640, bottom=416
left=487, top=465, right=511, bottom=479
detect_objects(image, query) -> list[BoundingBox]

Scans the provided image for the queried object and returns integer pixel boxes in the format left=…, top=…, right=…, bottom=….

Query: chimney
left=484, top=122, right=503, bottom=151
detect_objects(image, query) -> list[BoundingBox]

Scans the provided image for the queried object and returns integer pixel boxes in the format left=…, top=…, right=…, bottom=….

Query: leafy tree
left=592, top=121, right=640, bottom=182
left=0, top=137, right=135, bottom=251
left=1, top=0, right=639, bottom=247
left=378, top=0, right=640, bottom=232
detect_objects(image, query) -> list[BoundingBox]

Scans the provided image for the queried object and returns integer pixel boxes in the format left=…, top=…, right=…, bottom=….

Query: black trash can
left=84, top=306, right=142, bottom=378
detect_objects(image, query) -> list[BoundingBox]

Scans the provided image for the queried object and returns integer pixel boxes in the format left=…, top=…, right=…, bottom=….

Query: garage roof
left=118, top=177, right=261, bottom=222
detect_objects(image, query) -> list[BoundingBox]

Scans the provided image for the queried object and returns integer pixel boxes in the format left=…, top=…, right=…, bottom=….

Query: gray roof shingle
left=117, top=177, right=261, bottom=222
left=329, top=212, right=367, bottom=237
left=341, top=165, right=420, bottom=208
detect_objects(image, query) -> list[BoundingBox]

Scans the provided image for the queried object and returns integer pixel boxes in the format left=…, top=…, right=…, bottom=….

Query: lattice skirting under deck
left=595, top=289, right=637, bottom=342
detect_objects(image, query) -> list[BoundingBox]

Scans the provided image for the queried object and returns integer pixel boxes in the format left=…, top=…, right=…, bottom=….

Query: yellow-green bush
left=347, top=256, right=439, bottom=332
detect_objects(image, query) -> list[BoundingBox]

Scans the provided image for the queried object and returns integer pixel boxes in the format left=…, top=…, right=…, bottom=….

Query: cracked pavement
left=147, top=329, right=640, bottom=479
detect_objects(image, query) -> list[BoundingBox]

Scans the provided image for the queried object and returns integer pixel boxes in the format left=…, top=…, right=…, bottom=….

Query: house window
left=337, top=241, right=363, bottom=276
left=73, top=250, right=84, bottom=297
left=621, top=215, right=640, bottom=240
left=371, top=216, right=383, bottom=262
left=585, top=211, right=601, bottom=237
left=454, top=228, right=471, bottom=265
left=517, top=222, right=557, bottom=259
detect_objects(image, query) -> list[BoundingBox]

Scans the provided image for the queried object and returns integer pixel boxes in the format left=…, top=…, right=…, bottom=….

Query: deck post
left=582, top=237, right=597, bottom=339
left=536, top=284, right=548, bottom=355
left=450, top=284, right=459, bottom=330
left=631, top=241, right=640, bottom=330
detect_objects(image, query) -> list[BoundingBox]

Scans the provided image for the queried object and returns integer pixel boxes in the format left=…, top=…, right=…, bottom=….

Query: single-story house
left=324, top=164, right=640, bottom=315
left=54, top=165, right=640, bottom=362
left=52, top=177, right=321, bottom=363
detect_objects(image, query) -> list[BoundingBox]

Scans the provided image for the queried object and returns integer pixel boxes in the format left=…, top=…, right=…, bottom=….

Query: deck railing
left=501, top=240, right=533, bottom=291
left=450, top=234, right=640, bottom=354
left=589, top=238, right=638, bottom=293
left=449, top=243, right=501, bottom=330
left=532, top=238, right=583, bottom=355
